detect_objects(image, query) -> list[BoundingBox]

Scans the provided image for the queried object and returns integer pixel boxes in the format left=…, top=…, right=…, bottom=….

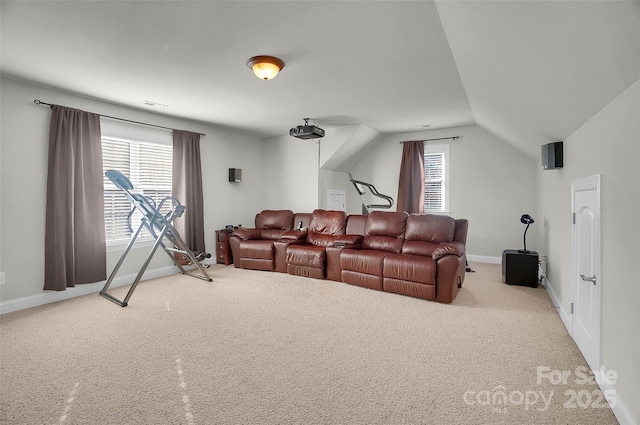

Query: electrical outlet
left=0, top=272, right=5, bottom=285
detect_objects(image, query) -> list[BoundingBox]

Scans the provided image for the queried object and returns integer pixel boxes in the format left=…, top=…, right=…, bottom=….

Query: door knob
left=580, top=274, right=597, bottom=285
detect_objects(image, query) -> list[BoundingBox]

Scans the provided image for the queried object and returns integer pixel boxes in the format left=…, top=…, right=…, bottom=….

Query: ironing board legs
left=164, top=223, right=213, bottom=282
left=100, top=222, right=145, bottom=307
left=100, top=217, right=212, bottom=307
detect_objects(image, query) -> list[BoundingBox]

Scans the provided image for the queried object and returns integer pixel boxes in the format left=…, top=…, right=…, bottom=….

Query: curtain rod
left=33, top=99, right=206, bottom=137
left=399, top=136, right=460, bottom=144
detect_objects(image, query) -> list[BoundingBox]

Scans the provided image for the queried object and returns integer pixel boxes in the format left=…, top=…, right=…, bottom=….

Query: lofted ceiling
left=1, top=1, right=639, bottom=158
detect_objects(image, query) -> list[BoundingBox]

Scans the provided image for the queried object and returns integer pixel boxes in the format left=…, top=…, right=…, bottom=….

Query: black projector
left=289, top=124, right=325, bottom=139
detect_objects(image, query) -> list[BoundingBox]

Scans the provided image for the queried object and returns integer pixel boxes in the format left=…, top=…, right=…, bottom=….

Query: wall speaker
left=228, top=168, right=242, bottom=183
left=541, top=141, right=563, bottom=170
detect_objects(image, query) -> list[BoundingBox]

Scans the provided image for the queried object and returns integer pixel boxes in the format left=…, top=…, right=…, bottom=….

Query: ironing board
left=100, top=170, right=212, bottom=307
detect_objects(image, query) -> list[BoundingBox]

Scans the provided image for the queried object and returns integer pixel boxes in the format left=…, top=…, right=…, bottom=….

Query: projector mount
left=289, top=118, right=325, bottom=139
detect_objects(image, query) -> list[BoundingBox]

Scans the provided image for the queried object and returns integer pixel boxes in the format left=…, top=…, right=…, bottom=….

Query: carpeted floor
left=0, top=262, right=618, bottom=424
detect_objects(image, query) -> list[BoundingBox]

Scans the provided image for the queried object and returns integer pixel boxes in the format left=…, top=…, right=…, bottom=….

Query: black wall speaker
left=228, top=168, right=242, bottom=183
left=541, top=141, right=563, bottom=170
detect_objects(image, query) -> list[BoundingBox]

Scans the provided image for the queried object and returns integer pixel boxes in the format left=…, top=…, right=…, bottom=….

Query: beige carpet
left=1, top=262, right=618, bottom=424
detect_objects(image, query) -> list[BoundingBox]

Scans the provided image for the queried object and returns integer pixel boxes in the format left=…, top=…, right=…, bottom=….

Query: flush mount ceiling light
left=247, top=55, right=285, bottom=80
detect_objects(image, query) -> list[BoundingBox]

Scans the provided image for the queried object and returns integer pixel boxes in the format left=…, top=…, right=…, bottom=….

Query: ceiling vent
left=142, top=101, right=168, bottom=109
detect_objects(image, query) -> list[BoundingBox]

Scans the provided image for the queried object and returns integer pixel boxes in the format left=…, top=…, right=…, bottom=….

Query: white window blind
left=101, top=119, right=173, bottom=244
left=424, top=144, right=450, bottom=213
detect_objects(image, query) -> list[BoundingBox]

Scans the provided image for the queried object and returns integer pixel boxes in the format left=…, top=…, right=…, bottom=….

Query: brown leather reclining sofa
left=229, top=209, right=468, bottom=303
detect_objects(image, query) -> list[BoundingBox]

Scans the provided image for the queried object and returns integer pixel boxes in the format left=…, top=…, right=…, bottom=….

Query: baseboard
left=0, top=266, right=180, bottom=315
left=544, top=279, right=637, bottom=425
left=597, top=365, right=638, bottom=425
left=543, top=277, right=572, bottom=333
left=467, top=254, right=501, bottom=264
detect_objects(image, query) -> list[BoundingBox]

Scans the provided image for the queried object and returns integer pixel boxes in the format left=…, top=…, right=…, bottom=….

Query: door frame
left=570, top=174, right=603, bottom=373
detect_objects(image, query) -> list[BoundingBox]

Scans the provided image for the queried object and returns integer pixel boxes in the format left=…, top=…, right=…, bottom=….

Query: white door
left=327, top=190, right=346, bottom=211
left=571, top=175, right=602, bottom=373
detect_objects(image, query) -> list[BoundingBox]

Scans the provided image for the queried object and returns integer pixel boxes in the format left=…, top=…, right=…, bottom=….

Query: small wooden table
left=215, top=229, right=233, bottom=265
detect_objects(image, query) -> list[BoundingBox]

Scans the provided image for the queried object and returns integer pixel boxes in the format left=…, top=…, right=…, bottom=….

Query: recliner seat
left=383, top=214, right=464, bottom=302
left=286, top=209, right=347, bottom=279
left=340, top=211, right=408, bottom=291
left=229, top=210, right=295, bottom=271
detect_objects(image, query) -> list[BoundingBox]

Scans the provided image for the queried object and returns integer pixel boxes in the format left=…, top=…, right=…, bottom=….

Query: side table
left=215, top=229, right=233, bottom=266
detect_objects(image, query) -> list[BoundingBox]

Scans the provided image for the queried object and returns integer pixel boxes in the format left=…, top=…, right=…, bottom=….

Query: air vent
left=142, top=101, right=168, bottom=109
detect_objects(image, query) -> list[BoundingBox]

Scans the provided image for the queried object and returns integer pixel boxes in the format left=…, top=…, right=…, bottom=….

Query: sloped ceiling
left=436, top=0, right=640, bottom=157
left=1, top=1, right=639, bottom=158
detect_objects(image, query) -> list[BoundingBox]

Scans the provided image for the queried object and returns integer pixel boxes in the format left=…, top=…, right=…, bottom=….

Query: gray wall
left=348, top=125, right=539, bottom=260
left=537, top=79, right=640, bottom=423
left=0, top=77, right=266, bottom=302
left=263, top=134, right=320, bottom=212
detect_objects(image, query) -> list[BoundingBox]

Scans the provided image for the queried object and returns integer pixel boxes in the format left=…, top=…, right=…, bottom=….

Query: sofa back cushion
left=363, top=211, right=408, bottom=253
left=401, top=214, right=456, bottom=257
left=256, top=210, right=294, bottom=230
left=404, top=214, right=456, bottom=243
left=254, top=210, right=294, bottom=240
left=308, top=209, right=346, bottom=246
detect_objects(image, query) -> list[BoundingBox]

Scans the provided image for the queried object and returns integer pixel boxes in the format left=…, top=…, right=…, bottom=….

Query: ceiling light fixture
left=247, top=55, right=285, bottom=80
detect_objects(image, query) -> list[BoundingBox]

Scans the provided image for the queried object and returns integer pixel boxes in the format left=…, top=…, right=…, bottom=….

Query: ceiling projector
left=289, top=118, right=325, bottom=139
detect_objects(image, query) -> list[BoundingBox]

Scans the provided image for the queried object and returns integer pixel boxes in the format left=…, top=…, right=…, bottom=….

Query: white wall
left=0, top=77, right=265, bottom=303
left=349, top=125, right=538, bottom=259
left=263, top=134, right=319, bottom=213
left=264, top=126, right=382, bottom=215
left=318, top=169, right=353, bottom=211
left=537, top=79, right=640, bottom=424
left=318, top=126, right=374, bottom=213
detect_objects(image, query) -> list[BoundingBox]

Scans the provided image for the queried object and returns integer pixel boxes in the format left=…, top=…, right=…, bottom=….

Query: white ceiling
left=1, top=1, right=639, bottom=158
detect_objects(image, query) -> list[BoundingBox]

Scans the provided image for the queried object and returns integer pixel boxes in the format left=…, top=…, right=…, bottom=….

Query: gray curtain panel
left=396, top=140, right=425, bottom=214
left=44, top=105, right=107, bottom=291
left=172, top=130, right=206, bottom=253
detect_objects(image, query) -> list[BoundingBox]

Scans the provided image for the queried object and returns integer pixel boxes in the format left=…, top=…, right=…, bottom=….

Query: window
left=101, top=119, right=173, bottom=245
left=424, top=144, right=450, bottom=213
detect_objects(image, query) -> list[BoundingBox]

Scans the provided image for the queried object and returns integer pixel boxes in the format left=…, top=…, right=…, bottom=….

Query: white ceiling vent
left=142, top=101, right=168, bottom=109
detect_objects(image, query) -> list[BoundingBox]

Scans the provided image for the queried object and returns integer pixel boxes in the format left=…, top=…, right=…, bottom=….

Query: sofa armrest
left=333, top=234, right=364, bottom=248
left=232, top=228, right=261, bottom=240
left=433, top=241, right=465, bottom=260
left=280, top=230, right=308, bottom=241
